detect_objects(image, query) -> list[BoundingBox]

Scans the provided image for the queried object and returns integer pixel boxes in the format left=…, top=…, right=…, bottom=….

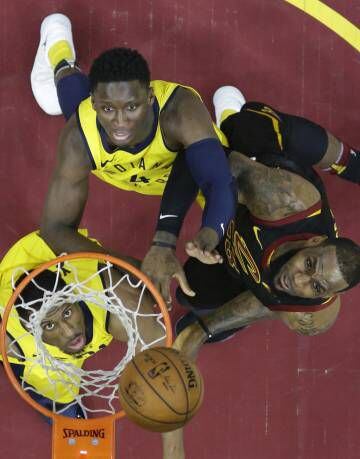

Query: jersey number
left=130, top=174, right=150, bottom=184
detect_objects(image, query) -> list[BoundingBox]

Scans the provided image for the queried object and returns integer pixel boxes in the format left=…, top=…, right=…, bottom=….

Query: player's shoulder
left=237, top=156, right=321, bottom=221
left=282, top=167, right=321, bottom=206
left=278, top=296, right=341, bottom=336
left=162, top=85, right=203, bottom=117
left=257, top=154, right=322, bottom=214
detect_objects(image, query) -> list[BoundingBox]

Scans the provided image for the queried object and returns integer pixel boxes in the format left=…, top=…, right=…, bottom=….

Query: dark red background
left=0, top=1, right=359, bottom=457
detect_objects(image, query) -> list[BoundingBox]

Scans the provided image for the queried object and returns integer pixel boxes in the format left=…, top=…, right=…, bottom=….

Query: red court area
left=0, top=1, right=359, bottom=458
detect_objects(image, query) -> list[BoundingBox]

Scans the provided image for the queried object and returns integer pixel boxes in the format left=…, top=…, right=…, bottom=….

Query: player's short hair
left=324, top=237, right=360, bottom=291
left=15, top=270, right=67, bottom=322
left=89, top=47, right=151, bottom=92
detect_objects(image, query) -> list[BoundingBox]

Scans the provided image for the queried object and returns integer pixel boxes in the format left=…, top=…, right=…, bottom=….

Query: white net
left=2, top=256, right=169, bottom=418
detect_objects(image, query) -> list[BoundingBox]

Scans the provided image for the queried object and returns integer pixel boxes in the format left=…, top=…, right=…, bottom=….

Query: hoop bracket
left=53, top=416, right=117, bottom=459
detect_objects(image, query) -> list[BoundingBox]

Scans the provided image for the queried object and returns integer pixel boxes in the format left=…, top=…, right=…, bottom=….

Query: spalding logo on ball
left=118, top=347, right=204, bottom=432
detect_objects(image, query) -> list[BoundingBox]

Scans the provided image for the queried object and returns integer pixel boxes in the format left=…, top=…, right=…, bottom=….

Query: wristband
left=195, top=315, right=213, bottom=340
left=152, top=241, right=176, bottom=249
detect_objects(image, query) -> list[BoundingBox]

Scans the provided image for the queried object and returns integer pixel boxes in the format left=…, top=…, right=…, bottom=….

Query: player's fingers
left=213, top=253, right=223, bottom=263
left=203, top=250, right=223, bottom=263
left=185, top=244, right=200, bottom=258
left=151, top=278, right=168, bottom=303
left=159, top=279, right=172, bottom=304
left=185, top=240, right=197, bottom=252
left=173, top=270, right=195, bottom=297
left=198, top=252, right=217, bottom=264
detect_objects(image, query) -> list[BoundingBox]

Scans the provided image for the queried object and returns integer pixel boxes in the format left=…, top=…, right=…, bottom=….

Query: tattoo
left=176, top=292, right=281, bottom=361
left=294, top=313, right=318, bottom=335
left=283, top=310, right=336, bottom=336
left=229, top=151, right=312, bottom=219
left=243, top=166, right=306, bottom=218
left=201, top=291, right=274, bottom=338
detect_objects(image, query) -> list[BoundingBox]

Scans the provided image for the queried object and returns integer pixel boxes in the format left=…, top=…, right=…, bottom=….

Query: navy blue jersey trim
left=76, top=109, right=97, bottom=170
left=159, top=85, right=181, bottom=153
left=79, top=301, right=94, bottom=345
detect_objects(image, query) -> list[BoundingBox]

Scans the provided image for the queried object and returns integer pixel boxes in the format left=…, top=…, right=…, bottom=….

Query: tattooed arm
left=228, top=151, right=320, bottom=220
left=174, top=289, right=340, bottom=362
left=164, top=291, right=273, bottom=459
left=165, top=292, right=340, bottom=459
left=173, top=290, right=275, bottom=361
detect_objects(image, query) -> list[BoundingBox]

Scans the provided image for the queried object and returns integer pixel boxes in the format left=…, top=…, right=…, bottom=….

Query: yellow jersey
left=0, top=231, right=113, bottom=403
left=77, top=80, right=228, bottom=196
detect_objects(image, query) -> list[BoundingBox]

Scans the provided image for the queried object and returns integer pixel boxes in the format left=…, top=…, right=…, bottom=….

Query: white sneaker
left=213, top=86, right=246, bottom=127
left=30, top=13, right=75, bottom=115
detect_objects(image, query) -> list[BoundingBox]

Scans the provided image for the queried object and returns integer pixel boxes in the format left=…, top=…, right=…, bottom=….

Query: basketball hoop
left=0, top=252, right=172, bottom=458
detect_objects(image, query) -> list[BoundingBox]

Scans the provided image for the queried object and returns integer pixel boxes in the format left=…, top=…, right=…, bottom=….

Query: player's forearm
left=185, top=138, right=236, bottom=240
left=174, top=292, right=275, bottom=361
left=155, top=152, right=198, bottom=241
left=40, top=222, right=102, bottom=254
left=203, top=293, right=275, bottom=335
left=39, top=224, right=137, bottom=266
left=162, top=428, right=185, bottom=459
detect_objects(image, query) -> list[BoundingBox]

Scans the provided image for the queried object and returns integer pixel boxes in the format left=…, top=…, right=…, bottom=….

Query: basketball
left=118, top=347, right=204, bottom=432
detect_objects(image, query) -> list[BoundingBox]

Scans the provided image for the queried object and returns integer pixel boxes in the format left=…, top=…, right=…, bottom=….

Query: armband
left=195, top=315, right=213, bottom=340
left=185, top=138, right=236, bottom=239
left=156, top=152, right=198, bottom=236
left=151, top=241, right=176, bottom=249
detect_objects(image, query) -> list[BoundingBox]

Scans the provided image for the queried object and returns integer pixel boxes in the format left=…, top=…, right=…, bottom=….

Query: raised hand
left=185, top=227, right=223, bottom=264
left=141, top=245, right=195, bottom=304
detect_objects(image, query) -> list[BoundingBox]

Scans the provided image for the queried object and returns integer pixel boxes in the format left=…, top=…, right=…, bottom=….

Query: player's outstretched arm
left=39, top=116, right=138, bottom=262
left=173, top=290, right=275, bottom=361
left=40, top=116, right=101, bottom=254
left=162, top=87, right=236, bottom=249
left=40, top=117, right=138, bottom=257
left=141, top=152, right=198, bottom=302
left=162, top=428, right=185, bottom=459
left=142, top=97, right=229, bottom=299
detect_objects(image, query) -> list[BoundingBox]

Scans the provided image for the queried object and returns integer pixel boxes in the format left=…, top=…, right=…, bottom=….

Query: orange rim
left=0, top=251, right=173, bottom=421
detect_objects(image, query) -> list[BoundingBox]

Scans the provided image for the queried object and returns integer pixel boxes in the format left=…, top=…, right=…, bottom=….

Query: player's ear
left=305, top=235, right=328, bottom=247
